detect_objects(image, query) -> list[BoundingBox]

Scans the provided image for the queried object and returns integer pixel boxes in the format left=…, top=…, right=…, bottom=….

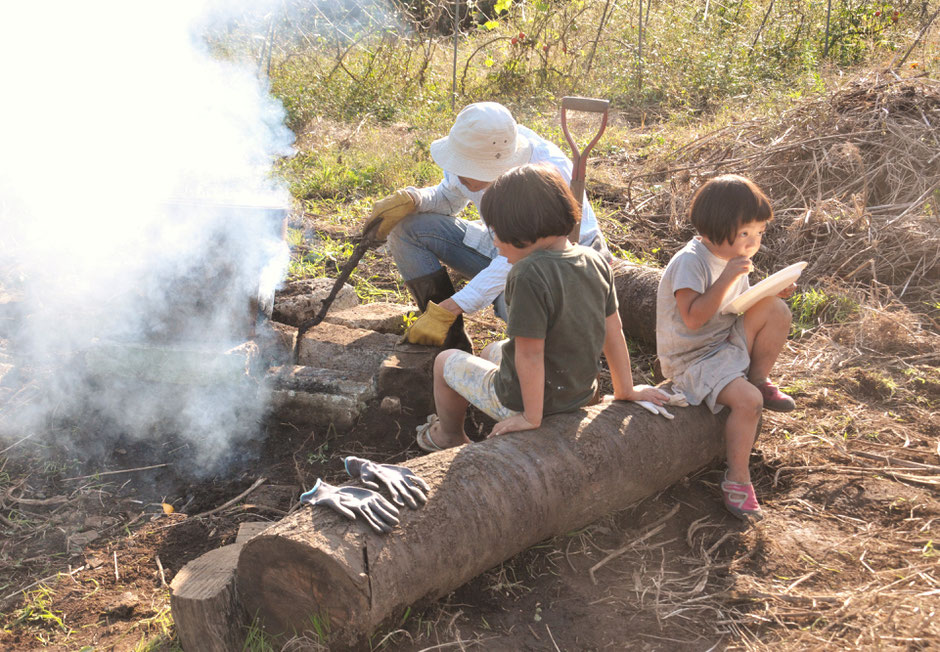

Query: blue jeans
left=387, top=212, right=508, bottom=320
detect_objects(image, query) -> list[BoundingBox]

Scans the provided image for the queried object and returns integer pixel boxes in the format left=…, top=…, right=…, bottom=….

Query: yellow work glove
left=363, top=190, right=416, bottom=241
left=402, top=301, right=457, bottom=346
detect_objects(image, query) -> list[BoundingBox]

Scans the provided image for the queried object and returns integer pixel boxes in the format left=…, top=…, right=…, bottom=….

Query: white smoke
left=0, top=1, right=294, bottom=474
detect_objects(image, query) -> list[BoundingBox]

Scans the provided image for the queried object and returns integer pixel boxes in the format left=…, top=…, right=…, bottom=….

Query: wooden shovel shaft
left=560, top=96, right=610, bottom=243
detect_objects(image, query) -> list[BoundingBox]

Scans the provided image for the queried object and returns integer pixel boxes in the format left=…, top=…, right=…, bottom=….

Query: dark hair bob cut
left=689, top=174, right=773, bottom=246
left=480, top=163, right=578, bottom=248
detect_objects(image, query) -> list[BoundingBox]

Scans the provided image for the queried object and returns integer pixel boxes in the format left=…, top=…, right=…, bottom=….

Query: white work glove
left=631, top=385, right=689, bottom=420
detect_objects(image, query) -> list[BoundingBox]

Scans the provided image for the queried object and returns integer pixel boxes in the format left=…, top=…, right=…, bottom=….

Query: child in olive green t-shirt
left=415, top=164, right=668, bottom=452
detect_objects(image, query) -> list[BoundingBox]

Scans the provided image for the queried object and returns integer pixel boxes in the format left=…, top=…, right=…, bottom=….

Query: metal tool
left=292, top=220, right=381, bottom=363
left=560, top=96, right=610, bottom=243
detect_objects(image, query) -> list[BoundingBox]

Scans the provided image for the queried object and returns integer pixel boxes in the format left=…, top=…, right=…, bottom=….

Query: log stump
left=170, top=544, right=246, bottom=652
left=236, top=399, right=727, bottom=645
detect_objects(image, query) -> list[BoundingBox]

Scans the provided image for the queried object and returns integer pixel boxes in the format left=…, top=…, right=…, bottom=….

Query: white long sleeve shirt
left=408, top=126, right=605, bottom=314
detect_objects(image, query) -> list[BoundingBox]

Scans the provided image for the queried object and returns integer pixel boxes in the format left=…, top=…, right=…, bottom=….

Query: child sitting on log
left=656, top=174, right=796, bottom=520
left=416, top=163, right=667, bottom=452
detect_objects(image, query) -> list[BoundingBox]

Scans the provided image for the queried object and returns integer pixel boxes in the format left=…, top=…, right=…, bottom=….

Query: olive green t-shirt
left=494, top=246, right=617, bottom=415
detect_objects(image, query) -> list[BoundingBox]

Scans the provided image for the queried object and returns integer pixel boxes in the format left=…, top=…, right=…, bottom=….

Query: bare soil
left=2, top=75, right=939, bottom=650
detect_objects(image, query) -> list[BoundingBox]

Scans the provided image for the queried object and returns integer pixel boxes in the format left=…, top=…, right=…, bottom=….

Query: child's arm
left=488, top=336, right=544, bottom=437
left=675, top=256, right=752, bottom=330
left=603, top=312, right=668, bottom=404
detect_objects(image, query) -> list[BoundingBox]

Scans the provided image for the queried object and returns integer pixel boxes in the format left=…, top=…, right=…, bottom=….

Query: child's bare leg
left=431, top=350, right=474, bottom=448
left=715, top=377, right=763, bottom=484
left=743, top=296, right=791, bottom=383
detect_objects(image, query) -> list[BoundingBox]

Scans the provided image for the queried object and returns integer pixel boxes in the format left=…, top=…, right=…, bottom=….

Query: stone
left=82, top=341, right=261, bottom=386
left=379, top=396, right=401, bottom=414
left=296, top=323, right=398, bottom=377
left=273, top=278, right=359, bottom=327
left=324, top=302, right=418, bottom=335
left=266, top=366, right=376, bottom=431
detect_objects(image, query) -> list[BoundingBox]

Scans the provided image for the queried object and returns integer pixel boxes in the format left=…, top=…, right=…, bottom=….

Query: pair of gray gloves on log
left=299, top=457, right=430, bottom=535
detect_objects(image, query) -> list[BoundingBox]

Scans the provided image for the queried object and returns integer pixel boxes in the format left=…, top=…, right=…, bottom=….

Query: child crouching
left=656, top=174, right=795, bottom=520
left=416, top=164, right=667, bottom=451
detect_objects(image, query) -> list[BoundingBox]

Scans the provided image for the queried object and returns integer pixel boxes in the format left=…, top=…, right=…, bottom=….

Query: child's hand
left=488, top=414, right=540, bottom=438
left=611, top=385, right=677, bottom=419
left=622, top=385, right=669, bottom=402
left=777, top=282, right=797, bottom=299
left=719, top=256, right=753, bottom=283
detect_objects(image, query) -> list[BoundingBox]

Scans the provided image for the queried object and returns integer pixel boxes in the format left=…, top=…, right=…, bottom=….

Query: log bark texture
left=236, top=399, right=726, bottom=644
left=613, top=262, right=664, bottom=345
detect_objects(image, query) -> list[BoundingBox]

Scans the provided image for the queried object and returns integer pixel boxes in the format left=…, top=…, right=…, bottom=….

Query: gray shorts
left=671, top=318, right=749, bottom=414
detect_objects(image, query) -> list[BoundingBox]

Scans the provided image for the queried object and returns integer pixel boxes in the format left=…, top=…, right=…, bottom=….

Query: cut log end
left=237, top=535, right=369, bottom=641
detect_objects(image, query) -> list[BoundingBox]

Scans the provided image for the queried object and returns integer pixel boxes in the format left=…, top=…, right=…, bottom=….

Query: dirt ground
left=2, top=76, right=939, bottom=650
left=1, top=265, right=938, bottom=651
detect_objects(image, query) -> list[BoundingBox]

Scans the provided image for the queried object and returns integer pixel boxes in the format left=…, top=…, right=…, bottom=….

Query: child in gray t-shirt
left=415, top=164, right=669, bottom=453
left=656, top=174, right=797, bottom=520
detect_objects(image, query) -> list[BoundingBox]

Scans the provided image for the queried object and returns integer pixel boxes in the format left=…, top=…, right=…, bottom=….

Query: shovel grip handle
left=561, top=96, right=610, bottom=113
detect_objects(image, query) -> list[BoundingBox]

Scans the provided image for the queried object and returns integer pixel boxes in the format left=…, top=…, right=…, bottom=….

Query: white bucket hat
left=429, top=102, right=532, bottom=183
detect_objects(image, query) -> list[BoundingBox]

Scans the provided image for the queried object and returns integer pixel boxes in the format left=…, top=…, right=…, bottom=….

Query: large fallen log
left=613, top=262, right=663, bottom=346
left=236, top=399, right=727, bottom=645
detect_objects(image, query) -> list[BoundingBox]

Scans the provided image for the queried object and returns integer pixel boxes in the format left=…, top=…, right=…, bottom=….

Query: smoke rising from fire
left=0, top=1, right=293, bottom=474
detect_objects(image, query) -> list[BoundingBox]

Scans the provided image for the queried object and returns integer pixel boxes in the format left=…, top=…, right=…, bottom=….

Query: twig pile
left=611, top=72, right=940, bottom=318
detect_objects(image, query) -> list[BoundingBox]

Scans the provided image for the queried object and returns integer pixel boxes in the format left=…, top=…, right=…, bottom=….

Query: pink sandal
left=721, top=472, right=763, bottom=520
left=754, top=380, right=795, bottom=412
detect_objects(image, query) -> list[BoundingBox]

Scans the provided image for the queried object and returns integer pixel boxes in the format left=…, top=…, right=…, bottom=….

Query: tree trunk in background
left=613, top=262, right=663, bottom=346
left=237, top=399, right=726, bottom=645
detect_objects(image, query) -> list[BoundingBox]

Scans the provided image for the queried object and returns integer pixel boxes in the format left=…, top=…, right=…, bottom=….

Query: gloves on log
left=401, top=301, right=456, bottom=346
left=299, top=479, right=400, bottom=534
left=362, top=189, right=416, bottom=241
left=630, top=385, right=689, bottom=420
left=344, top=456, right=430, bottom=509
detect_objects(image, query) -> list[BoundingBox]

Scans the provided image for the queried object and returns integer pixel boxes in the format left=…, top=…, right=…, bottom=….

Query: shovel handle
left=560, top=96, right=610, bottom=243
left=561, top=96, right=611, bottom=114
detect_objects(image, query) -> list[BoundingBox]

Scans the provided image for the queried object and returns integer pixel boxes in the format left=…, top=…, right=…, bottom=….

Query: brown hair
left=689, top=174, right=773, bottom=245
left=480, top=164, right=578, bottom=248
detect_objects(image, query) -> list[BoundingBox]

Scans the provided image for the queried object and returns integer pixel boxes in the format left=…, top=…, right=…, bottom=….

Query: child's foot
left=721, top=472, right=764, bottom=520
left=753, top=379, right=795, bottom=412
left=415, top=415, right=470, bottom=452
left=416, top=416, right=446, bottom=452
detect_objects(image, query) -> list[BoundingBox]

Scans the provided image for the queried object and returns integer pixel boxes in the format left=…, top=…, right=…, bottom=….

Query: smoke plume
left=0, top=1, right=294, bottom=475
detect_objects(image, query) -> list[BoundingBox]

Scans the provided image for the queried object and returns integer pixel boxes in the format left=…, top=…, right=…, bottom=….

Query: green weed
left=8, top=585, right=70, bottom=638
left=133, top=605, right=181, bottom=652
left=241, top=617, right=276, bottom=651
left=789, top=288, right=858, bottom=335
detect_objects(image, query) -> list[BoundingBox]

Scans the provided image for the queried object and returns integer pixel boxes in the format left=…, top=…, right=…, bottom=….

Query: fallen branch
left=588, top=503, right=681, bottom=584
left=62, top=463, right=170, bottom=482
left=156, top=555, right=168, bottom=587
left=193, top=477, right=267, bottom=519
left=0, top=566, right=87, bottom=608
left=841, top=448, right=940, bottom=473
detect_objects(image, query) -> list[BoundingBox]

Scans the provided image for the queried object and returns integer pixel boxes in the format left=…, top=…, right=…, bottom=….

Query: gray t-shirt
left=495, top=246, right=616, bottom=415
left=656, top=237, right=749, bottom=379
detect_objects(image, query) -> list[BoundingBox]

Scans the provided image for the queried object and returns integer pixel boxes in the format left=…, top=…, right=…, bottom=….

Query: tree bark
left=236, top=398, right=726, bottom=645
left=613, top=262, right=663, bottom=346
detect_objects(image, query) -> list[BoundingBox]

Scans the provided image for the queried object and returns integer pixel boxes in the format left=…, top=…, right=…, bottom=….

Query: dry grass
left=597, top=72, right=940, bottom=323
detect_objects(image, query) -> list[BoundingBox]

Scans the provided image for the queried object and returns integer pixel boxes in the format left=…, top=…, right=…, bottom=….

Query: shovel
left=560, top=96, right=610, bottom=243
